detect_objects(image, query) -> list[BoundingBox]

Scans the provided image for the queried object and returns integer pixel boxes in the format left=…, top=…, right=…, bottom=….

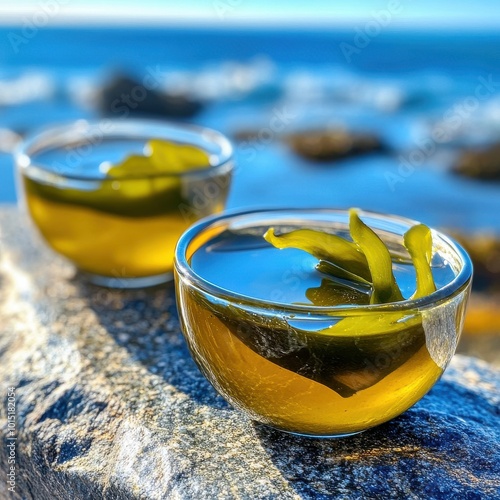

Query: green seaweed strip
left=107, top=139, right=210, bottom=177
left=305, top=278, right=370, bottom=307
left=24, top=176, right=185, bottom=218
left=264, top=228, right=371, bottom=284
left=25, top=139, right=212, bottom=218
left=349, top=209, right=404, bottom=304
left=404, top=224, right=436, bottom=299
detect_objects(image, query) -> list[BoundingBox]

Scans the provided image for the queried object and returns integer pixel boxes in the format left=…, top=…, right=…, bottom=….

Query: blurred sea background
left=1, top=1, right=500, bottom=360
left=1, top=26, right=500, bottom=233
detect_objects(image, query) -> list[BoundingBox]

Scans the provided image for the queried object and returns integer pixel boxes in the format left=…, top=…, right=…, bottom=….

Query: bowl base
left=81, top=271, right=173, bottom=289
left=280, top=429, right=365, bottom=439
left=259, top=421, right=366, bottom=439
left=287, top=430, right=364, bottom=439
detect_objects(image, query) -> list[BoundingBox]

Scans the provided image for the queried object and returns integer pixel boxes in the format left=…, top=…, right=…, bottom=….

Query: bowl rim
left=15, top=118, right=234, bottom=182
left=174, top=208, right=473, bottom=315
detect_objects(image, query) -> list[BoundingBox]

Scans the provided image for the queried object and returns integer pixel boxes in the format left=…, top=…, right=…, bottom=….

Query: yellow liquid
left=24, top=176, right=227, bottom=278
left=177, top=285, right=444, bottom=437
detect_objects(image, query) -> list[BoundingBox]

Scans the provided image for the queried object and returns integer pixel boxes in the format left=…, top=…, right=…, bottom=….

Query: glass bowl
left=15, top=119, right=234, bottom=288
left=174, top=209, right=473, bottom=438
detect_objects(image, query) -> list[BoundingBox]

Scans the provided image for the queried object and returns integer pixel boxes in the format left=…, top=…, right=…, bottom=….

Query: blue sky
left=1, top=0, right=500, bottom=26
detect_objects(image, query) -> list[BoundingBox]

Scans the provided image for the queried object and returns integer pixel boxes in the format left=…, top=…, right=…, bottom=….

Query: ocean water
left=1, top=26, right=500, bottom=234
left=2, top=27, right=500, bottom=74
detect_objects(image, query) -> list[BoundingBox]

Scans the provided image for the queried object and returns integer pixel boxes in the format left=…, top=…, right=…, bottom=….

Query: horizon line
left=0, top=18, right=498, bottom=31
left=0, top=7, right=499, bottom=29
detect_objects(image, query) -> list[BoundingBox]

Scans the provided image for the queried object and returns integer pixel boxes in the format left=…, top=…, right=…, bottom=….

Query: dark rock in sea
left=97, top=74, right=204, bottom=119
left=285, top=129, right=388, bottom=162
left=0, top=206, right=499, bottom=499
left=448, top=232, right=500, bottom=352
left=458, top=294, right=500, bottom=363
left=453, top=143, right=500, bottom=180
left=454, top=233, right=500, bottom=292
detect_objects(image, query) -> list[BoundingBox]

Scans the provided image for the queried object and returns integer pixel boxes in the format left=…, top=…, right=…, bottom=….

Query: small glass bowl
left=174, top=209, right=473, bottom=438
left=16, top=119, right=234, bottom=288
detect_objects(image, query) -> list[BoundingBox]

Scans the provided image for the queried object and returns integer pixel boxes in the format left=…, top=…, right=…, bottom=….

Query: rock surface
left=453, top=143, right=500, bottom=180
left=452, top=232, right=500, bottom=292
left=285, top=129, right=387, bottom=162
left=0, top=206, right=499, bottom=500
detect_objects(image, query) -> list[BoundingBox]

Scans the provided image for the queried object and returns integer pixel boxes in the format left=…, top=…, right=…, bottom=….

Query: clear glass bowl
left=174, top=209, right=473, bottom=438
left=16, top=119, right=234, bottom=288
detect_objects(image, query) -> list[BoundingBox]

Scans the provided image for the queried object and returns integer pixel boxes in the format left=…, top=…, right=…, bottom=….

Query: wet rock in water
left=446, top=232, right=500, bottom=337
left=460, top=292, right=500, bottom=358
left=453, top=143, right=500, bottom=180
left=452, top=232, right=500, bottom=292
left=285, top=129, right=387, bottom=162
left=97, top=74, right=204, bottom=119
left=0, top=206, right=499, bottom=499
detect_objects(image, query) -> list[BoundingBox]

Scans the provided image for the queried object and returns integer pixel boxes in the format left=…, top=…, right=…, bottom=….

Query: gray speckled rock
left=0, top=206, right=499, bottom=500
